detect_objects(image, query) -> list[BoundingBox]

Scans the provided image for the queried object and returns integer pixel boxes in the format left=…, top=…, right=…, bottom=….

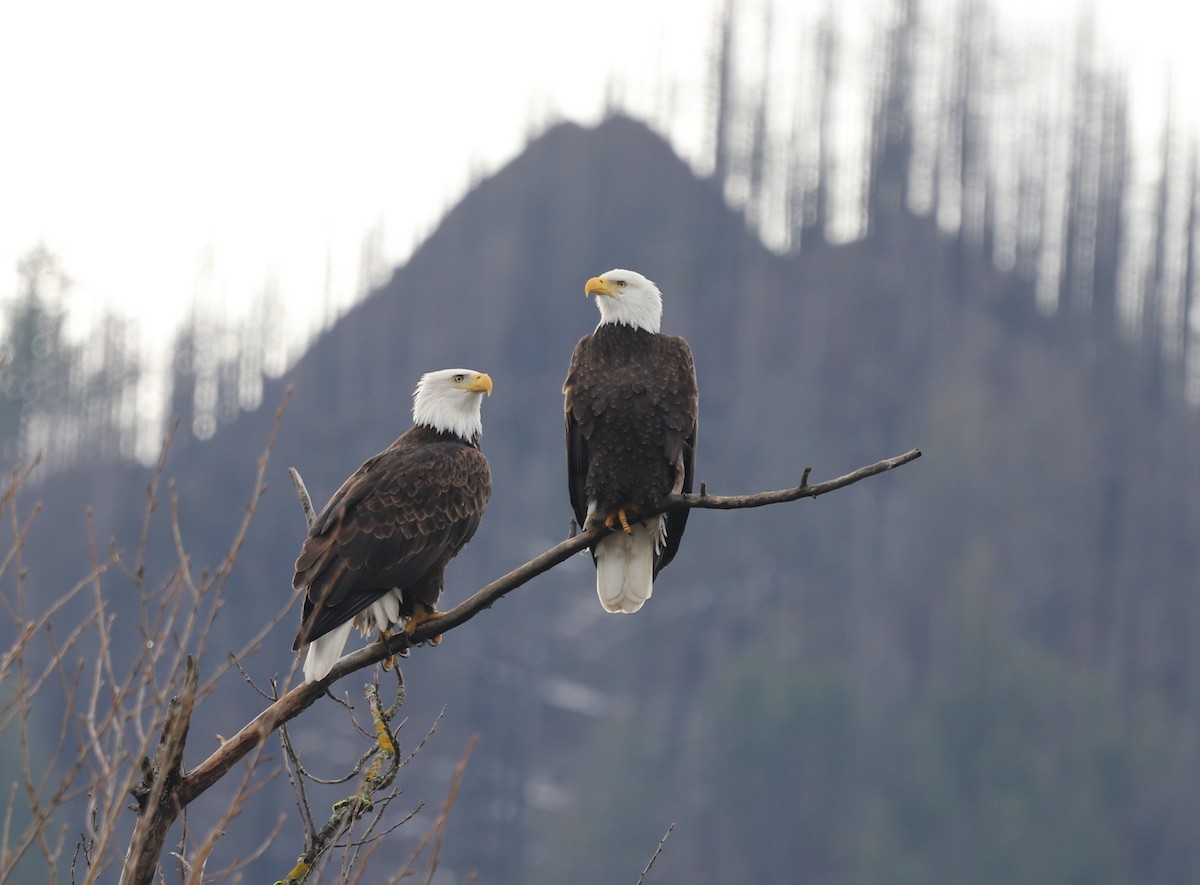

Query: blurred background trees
left=2, top=0, right=1199, bottom=881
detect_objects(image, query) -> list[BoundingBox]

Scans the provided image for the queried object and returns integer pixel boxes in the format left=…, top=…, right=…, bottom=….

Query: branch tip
left=289, top=467, right=318, bottom=531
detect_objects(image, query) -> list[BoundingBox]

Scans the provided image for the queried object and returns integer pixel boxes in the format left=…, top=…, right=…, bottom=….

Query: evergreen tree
left=0, top=245, right=76, bottom=465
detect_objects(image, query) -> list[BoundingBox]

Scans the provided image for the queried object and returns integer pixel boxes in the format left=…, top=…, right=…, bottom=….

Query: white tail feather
left=594, top=518, right=664, bottom=613
left=302, top=590, right=406, bottom=682
left=362, top=590, right=401, bottom=635
left=302, top=620, right=354, bottom=682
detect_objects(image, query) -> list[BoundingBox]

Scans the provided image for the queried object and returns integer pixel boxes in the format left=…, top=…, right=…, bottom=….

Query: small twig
left=293, top=742, right=375, bottom=788
left=184, top=758, right=282, bottom=885
left=230, top=652, right=275, bottom=702
left=395, top=735, right=478, bottom=885
left=675, top=449, right=919, bottom=511
left=288, top=467, right=318, bottom=531
left=279, top=716, right=318, bottom=842
left=277, top=680, right=406, bottom=883
left=131, top=420, right=176, bottom=589
left=195, top=387, right=295, bottom=696
left=423, top=735, right=475, bottom=885
left=637, top=821, right=676, bottom=884
left=206, top=813, right=287, bottom=882
left=400, top=707, right=446, bottom=768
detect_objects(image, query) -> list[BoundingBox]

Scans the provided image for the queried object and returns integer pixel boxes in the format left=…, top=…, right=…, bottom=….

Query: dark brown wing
left=654, top=334, right=698, bottom=576
left=563, top=333, right=594, bottom=531
left=292, top=433, right=491, bottom=649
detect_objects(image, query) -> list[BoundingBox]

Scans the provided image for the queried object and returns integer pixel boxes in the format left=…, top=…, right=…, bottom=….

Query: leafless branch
left=0, top=429, right=919, bottom=884
left=115, top=394, right=294, bottom=884
left=120, top=656, right=199, bottom=885
left=0, top=434, right=919, bottom=882
left=637, top=821, right=677, bottom=884
left=277, top=676, right=410, bottom=883
left=288, top=466, right=317, bottom=530
left=391, top=734, right=478, bottom=885
left=403, top=446, right=923, bottom=643
left=176, top=446, right=922, bottom=814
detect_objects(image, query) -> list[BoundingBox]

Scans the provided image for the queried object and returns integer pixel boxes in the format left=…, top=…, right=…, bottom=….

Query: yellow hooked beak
left=584, top=276, right=614, bottom=298
left=463, top=372, right=493, bottom=396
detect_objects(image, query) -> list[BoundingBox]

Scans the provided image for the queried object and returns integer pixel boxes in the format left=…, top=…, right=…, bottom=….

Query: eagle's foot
left=404, top=602, right=443, bottom=646
left=379, top=627, right=409, bottom=671
left=602, top=504, right=640, bottom=534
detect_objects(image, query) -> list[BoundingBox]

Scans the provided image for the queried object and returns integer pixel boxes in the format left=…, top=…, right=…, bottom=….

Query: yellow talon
left=405, top=602, right=443, bottom=646
left=380, top=627, right=395, bottom=670
left=379, top=627, right=409, bottom=669
left=600, top=504, right=639, bottom=534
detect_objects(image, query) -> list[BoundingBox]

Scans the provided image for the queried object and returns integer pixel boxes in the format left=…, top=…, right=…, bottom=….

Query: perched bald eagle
left=563, top=269, right=698, bottom=613
left=293, top=369, right=493, bottom=682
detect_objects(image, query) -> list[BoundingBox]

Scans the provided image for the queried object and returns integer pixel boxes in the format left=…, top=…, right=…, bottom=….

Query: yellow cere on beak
left=584, top=276, right=612, bottom=298
left=464, top=372, right=493, bottom=396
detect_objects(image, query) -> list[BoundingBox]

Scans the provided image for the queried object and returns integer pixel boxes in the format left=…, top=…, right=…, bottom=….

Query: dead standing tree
left=119, top=445, right=921, bottom=882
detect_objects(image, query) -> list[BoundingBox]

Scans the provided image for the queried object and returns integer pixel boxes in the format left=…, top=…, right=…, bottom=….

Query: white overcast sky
left=0, top=0, right=1196, bottom=359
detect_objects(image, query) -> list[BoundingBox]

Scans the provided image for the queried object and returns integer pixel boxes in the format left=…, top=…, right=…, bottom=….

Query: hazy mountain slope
left=16, top=116, right=1200, bottom=883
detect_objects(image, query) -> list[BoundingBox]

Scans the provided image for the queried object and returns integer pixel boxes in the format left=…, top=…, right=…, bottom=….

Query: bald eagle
left=563, top=269, right=698, bottom=613
left=293, top=369, right=493, bottom=682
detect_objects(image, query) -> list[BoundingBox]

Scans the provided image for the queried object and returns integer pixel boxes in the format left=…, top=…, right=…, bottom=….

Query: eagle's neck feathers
left=596, top=298, right=662, bottom=334
left=412, top=388, right=484, bottom=443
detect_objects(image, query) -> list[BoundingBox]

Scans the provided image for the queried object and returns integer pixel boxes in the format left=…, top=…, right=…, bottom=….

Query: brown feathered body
left=292, top=425, right=491, bottom=661
left=564, top=322, right=698, bottom=605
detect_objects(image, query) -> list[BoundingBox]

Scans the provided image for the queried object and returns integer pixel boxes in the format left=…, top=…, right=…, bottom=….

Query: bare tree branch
left=120, top=656, right=199, bottom=885
left=278, top=678, right=408, bottom=883
left=175, top=446, right=922, bottom=811
left=403, top=446, right=923, bottom=642
left=101, top=443, right=920, bottom=882
left=112, top=394, right=291, bottom=883
left=288, top=466, right=317, bottom=530
left=637, top=821, right=676, bottom=885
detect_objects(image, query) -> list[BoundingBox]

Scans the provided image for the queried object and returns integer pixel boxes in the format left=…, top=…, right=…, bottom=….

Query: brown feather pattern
left=564, top=323, right=698, bottom=576
left=292, top=425, right=490, bottom=649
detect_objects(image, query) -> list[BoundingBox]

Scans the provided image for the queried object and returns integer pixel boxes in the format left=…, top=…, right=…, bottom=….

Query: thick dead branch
left=179, top=447, right=921, bottom=806
left=110, top=445, right=920, bottom=882
left=116, top=393, right=291, bottom=884
left=121, top=656, right=199, bottom=885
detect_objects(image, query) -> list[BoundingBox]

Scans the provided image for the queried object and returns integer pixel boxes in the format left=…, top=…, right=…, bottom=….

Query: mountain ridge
left=11, top=114, right=1199, bottom=883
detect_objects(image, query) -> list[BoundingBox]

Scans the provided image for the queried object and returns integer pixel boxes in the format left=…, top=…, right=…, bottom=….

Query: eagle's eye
left=453, top=373, right=465, bottom=384
left=616, top=280, right=626, bottom=288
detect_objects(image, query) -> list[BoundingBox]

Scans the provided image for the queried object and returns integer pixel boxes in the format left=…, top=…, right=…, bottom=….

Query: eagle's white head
left=412, top=368, right=493, bottom=441
left=585, top=268, right=663, bottom=333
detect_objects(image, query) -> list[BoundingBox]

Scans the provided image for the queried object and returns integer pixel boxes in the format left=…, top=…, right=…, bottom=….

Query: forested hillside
left=4, top=0, right=1199, bottom=880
